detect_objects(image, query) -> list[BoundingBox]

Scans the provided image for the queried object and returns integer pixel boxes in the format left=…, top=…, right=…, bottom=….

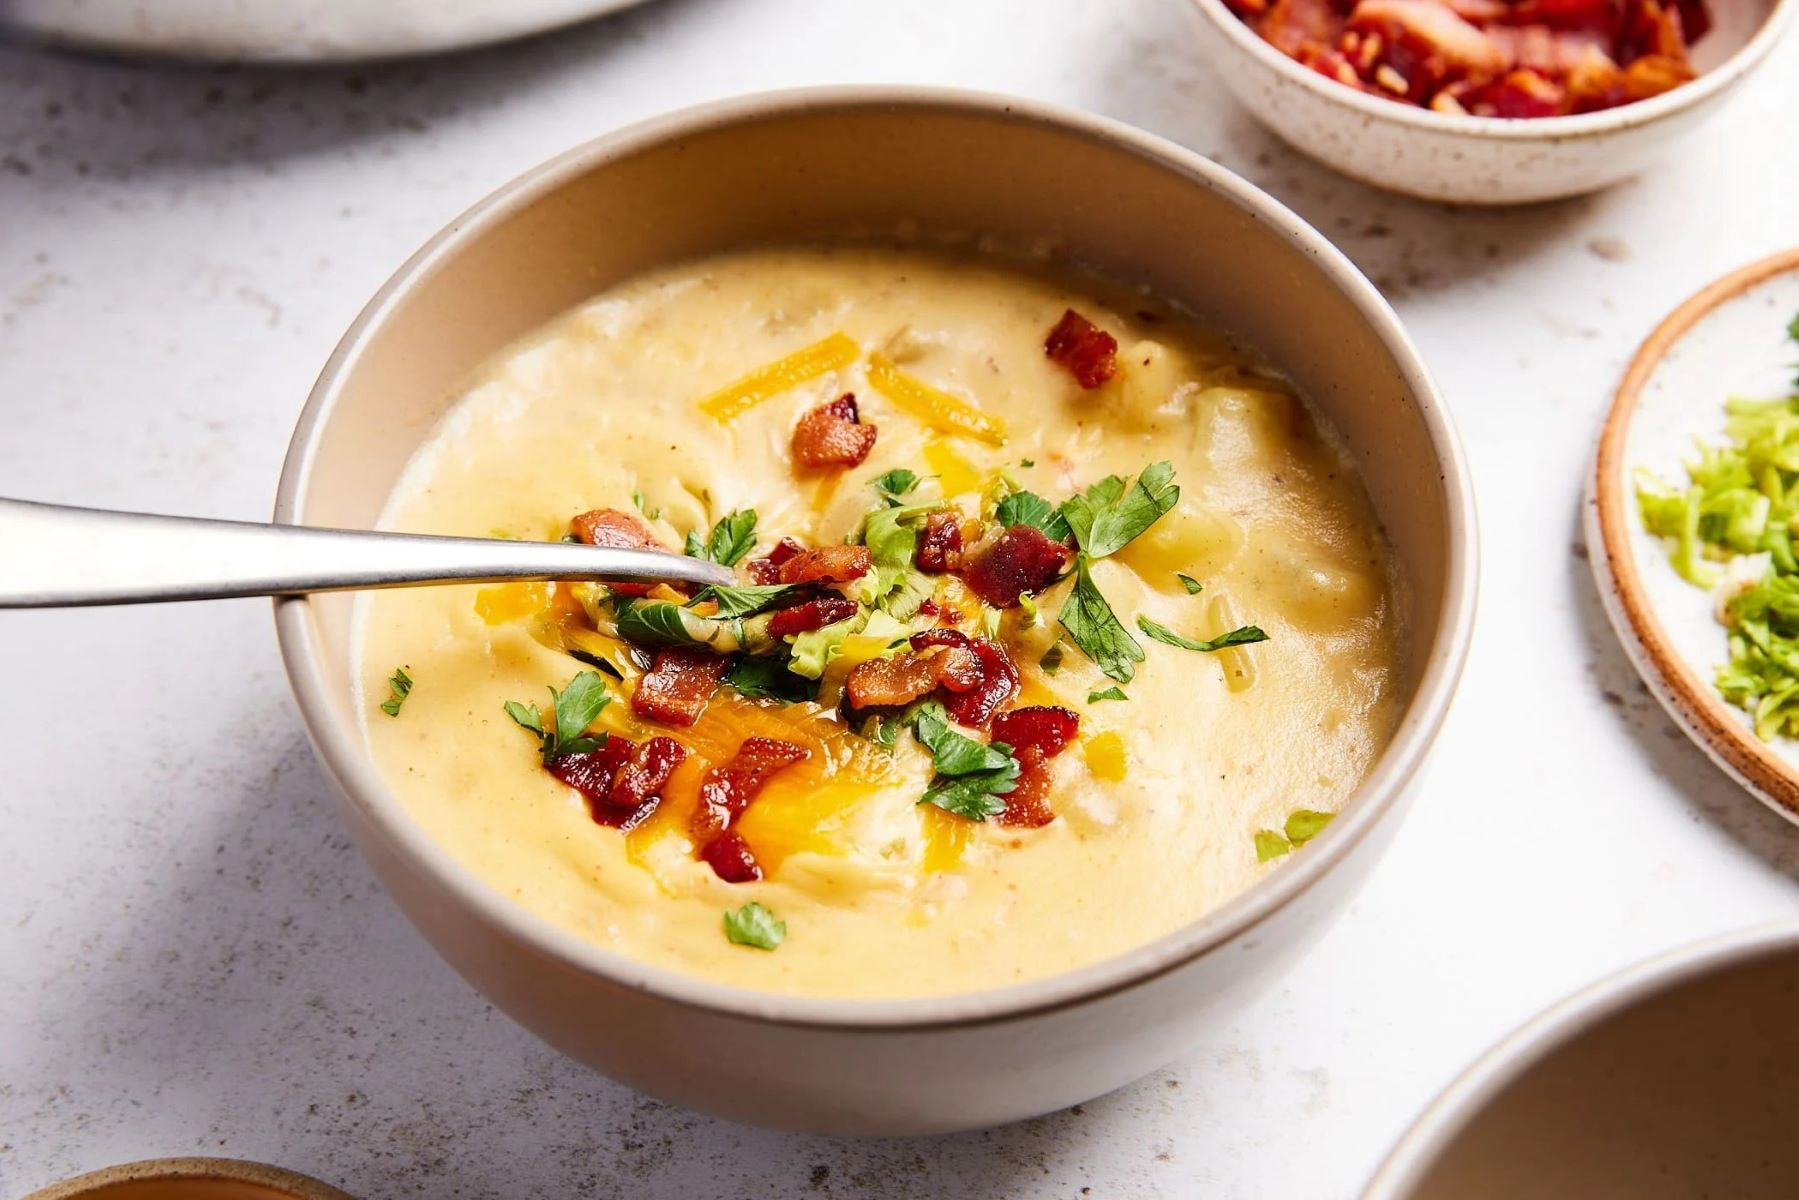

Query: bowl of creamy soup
left=276, top=87, right=1476, bottom=1134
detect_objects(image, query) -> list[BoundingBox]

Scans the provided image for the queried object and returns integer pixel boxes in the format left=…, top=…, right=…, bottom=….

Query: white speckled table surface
left=2, top=2, right=1797, bottom=1196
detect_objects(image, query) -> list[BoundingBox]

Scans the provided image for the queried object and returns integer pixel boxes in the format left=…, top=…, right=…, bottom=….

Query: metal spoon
left=0, top=497, right=733, bottom=608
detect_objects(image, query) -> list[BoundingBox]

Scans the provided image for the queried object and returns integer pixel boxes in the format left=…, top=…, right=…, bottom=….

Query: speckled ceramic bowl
left=23, top=1157, right=355, bottom=1200
left=1364, top=925, right=1799, bottom=1198
left=275, top=87, right=1477, bottom=1134
left=1182, top=0, right=1794, bottom=204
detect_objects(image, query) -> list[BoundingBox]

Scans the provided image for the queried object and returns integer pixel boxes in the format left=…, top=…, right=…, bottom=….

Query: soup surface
left=359, top=245, right=1402, bottom=997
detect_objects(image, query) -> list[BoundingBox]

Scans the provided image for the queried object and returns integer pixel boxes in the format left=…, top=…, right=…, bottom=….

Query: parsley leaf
left=630, top=489, right=661, bottom=520
left=1020, top=458, right=1035, bottom=468
left=995, top=490, right=1072, bottom=541
left=686, top=509, right=758, bottom=566
left=870, top=468, right=920, bottom=504
left=1136, top=617, right=1269, bottom=653
left=687, top=583, right=801, bottom=618
left=379, top=667, right=413, bottom=717
left=726, top=655, right=818, bottom=703
left=1057, top=556, right=1145, bottom=683
left=1060, top=461, right=1179, bottom=558
left=1087, top=686, right=1128, bottom=703
left=504, top=669, right=611, bottom=764
left=909, top=700, right=1021, bottom=821
left=1039, top=643, right=1065, bottom=675
left=921, top=771, right=1016, bottom=821
left=1178, top=573, right=1204, bottom=595
left=1254, top=830, right=1292, bottom=862
left=1285, top=809, right=1335, bottom=845
left=723, top=902, right=786, bottom=951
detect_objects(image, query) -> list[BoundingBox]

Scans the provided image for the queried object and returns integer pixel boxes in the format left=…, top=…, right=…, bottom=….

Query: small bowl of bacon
left=1184, top=0, right=1794, bottom=202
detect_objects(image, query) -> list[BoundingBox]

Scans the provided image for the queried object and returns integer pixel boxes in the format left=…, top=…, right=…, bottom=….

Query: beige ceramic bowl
left=1364, top=924, right=1799, bottom=1197
left=275, top=87, right=1478, bottom=1134
left=1182, top=0, right=1794, bottom=204
left=24, top=1158, right=355, bottom=1200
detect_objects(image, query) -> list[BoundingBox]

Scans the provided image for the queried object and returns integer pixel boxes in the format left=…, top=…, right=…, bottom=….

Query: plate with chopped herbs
left=1591, top=248, right=1799, bottom=820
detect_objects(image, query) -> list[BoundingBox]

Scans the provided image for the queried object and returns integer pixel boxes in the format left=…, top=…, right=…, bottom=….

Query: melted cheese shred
left=359, top=246, right=1402, bottom=998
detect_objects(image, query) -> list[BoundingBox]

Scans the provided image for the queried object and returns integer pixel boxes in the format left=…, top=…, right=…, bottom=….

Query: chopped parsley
left=686, top=509, right=758, bottom=566
left=1137, top=616, right=1269, bottom=653
left=870, top=468, right=921, bottom=504
left=504, top=669, right=611, bottom=764
left=995, top=489, right=1072, bottom=541
left=1285, top=809, right=1335, bottom=845
left=911, top=700, right=1021, bottom=821
left=687, top=582, right=800, bottom=618
left=1060, top=461, right=1179, bottom=559
left=1254, top=830, right=1292, bottom=862
left=631, top=489, right=661, bottom=520
left=725, top=655, right=818, bottom=703
left=1020, top=458, right=1035, bottom=468
left=1087, top=686, right=1128, bottom=703
left=1039, top=643, right=1065, bottom=675
left=1178, top=573, right=1204, bottom=595
left=1057, top=556, right=1145, bottom=683
left=723, top=902, right=786, bottom=951
left=379, top=667, right=413, bottom=717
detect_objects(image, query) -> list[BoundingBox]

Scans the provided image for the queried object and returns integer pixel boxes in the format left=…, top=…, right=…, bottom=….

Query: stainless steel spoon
left=0, top=497, right=733, bottom=608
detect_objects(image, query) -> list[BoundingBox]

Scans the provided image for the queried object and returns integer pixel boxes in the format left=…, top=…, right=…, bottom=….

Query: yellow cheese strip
left=1083, top=730, right=1129, bottom=782
left=922, top=438, right=984, bottom=496
left=865, top=353, right=1007, bottom=446
left=697, top=331, right=861, bottom=422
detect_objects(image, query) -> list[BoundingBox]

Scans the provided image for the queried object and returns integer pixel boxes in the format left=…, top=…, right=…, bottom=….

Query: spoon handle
left=0, top=497, right=733, bottom=608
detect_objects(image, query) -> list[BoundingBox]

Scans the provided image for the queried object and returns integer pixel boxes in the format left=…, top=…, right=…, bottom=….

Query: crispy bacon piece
left=934, top=635, right=1019, bottom=727
left=549, top=735, right=688, bottom=830
left=961, top=525, right=1074, bottom=608
left=631, top=648, right=729, bottom=727
left=915, top=511, right=965, bottom=573
left=766, top=595, right=859, bottom=637
left=692, top=737, right=810, bottom=881
left=570, top=507, right=663, bottom=597
left=844, top=641, right=981, bottom=709
left=700, top=830, right=763, bottom=884
left=997, top=747, right=1057, bottom=829
left=1044, top=309, right=1120, bottom=389
left=792, top=393, right=878, bottom=469
left=747, top=537, right=806, bottom=584
left=990, top=706, right=1081, bottom=758
left=777, top=544, right=872, bottom=586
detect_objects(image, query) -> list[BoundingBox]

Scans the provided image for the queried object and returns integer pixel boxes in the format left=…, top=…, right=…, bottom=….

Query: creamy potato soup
left=360, top=245, right=1402, bottom=997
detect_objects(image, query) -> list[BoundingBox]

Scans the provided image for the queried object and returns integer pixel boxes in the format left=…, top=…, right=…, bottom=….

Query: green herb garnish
left=910, top=700, right=1021, bottom=821
left=1020, top=458, right=1035, bottom=468
left=687, top=583, right=801, bottom=618
left=1060, top=461, right=1179, bottom=558
left=1178, top=573, right=1204, bottom=595
left=724, top=902, right=786, bottom=950
left=631, top=489, right=661, bottom=520
left=1039, top=643, right=1065, bottom=675
left=1285, top=809, right=1335, bottom=845
left=686, top=509, right=758, bottom=566
left=1087, top=686, right=1128, bottom=703
left=725, top=655, right=819, bottom=703
left=995, top=490, right=1072, bottom=541
left=870, top=468, right=921, bottom=504
left=1057, top=556, right=1145, bottom=683
left=1254, top=830, right=1292, bottom=862
left=379, top=667, right=413, bottom=717
left=859, top=500, right=945, bottom=618
left=1137, top=616, right=1269, bottom=653
left=504, top=669, right=611, bottom=764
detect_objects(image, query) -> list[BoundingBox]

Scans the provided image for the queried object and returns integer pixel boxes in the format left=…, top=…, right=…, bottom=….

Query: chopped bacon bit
left=549, top=735, right=687, bottom=830
left=916, top=510, right=965, bottom=573
left=699, top=830, right=763, bottom=884
left=937, top=637, right=1019, bottom=728
left=766, top=595, right=859, bottom=637
left=570, top=507, right=663, bottom=597
left=631, top=648, right=729, bottom=726
left=746, top=537, right=806, bottom=584
left=990, top=706, right=1081, bottom=759
left=917, top=597, right=941, bottom=618
left=692, top=737, right=810, bottom=881
left=996, top=746, right=1057, bottom=829
left=792, top=393, right=878, bottom=469
left=960, top=525, right=1074, bottom=608
left=844, top=641, right=980, bottom=710
left=1044, top=310, right=1120, bottom=389
left=1230, top=0, right=1709, bottom=116
left=778, top=544, right=872, bottom=585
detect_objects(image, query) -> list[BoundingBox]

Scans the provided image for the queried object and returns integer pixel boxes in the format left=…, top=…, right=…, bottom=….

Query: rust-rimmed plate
left=1589, top=248, right=1799, bottom=822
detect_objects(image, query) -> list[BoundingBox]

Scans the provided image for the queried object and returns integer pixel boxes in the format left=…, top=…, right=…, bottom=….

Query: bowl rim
left=24, top=1156, right=355, bottom=1200
left=274, top=84, right=1479, bottom=1031
left=1185, top=0, right=1796, bottom=142
left=1587, top=247, right=1799, bottom=824
left=1360, top=921, right=1799, bottom=1197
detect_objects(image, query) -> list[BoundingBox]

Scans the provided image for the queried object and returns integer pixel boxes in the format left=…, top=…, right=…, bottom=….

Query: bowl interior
left=281, top=92, right=1470, bottom=1010
left=1397, top=938, right=1799, bottom=1198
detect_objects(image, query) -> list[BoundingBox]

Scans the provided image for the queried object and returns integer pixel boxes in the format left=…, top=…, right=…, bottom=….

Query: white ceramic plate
left=1588, top=248, right=1799, bottom=820
left=0, top=0, right=657, bottom=63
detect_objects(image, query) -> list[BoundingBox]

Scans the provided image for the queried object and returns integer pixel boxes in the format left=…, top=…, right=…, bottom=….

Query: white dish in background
left=1180, top=0, right=1795, bottom=204
left=0, top=0, right=656, bottom=63
left=1364, top=925, right=1799, bottom=1198
left=1588, top=249, right=1799, bottom=821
